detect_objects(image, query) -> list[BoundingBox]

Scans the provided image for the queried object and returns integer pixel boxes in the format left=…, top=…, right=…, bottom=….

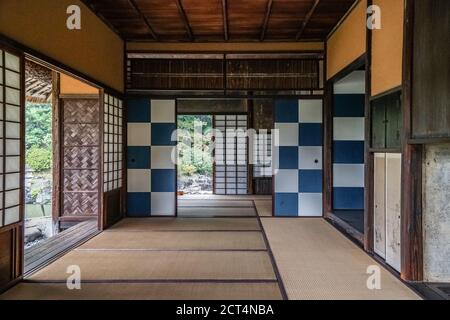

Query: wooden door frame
left=323, top=54, right=368, bottom=247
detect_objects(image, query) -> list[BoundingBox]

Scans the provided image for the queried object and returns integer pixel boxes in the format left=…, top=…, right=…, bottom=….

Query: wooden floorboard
left=24, top=220, right=99, bottom=275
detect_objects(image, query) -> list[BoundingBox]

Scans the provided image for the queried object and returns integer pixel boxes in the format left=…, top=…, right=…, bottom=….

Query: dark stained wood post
left=400, top=0, right=423, bottom=282
left=364, top=0, right=374, bottom=253
left=51, top=71, right=61, bottom=234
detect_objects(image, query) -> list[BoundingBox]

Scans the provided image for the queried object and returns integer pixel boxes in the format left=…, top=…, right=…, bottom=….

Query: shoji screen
left=273, top=99, right=323, bottom=217
left=214, top=115, right=248, bottom=195
left=0, top=45, right=24, bottom=291
left=0, top=48, right=23, bottom=227
left=102, top=93, right=124, bottom=227
left=127, top=99, right=176, bottom=216
left=103, top=94, right=124, bottom=192
left=253, top=131, right=272, bottom=178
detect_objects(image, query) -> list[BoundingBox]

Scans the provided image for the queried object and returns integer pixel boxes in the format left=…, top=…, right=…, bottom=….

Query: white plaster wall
left=423, top=143, right=450, bottom=282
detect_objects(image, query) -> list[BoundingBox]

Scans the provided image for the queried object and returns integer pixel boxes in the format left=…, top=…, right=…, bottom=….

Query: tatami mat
left=110, top=218, right=261, bottom=231
left=1, top=282, right=282, bottom=300
left=178, top=207, right=256, bottom=217
left=78, top=231, right=266, bottom=250
left=261, top=218, right=421, bottom=300
left=179, top=195, right=271, bottom=200
left=28, top=250, right=276, bottom=281
left=254, top=200, right=272, bottom=217
left=178, top=200, right=254, bottom=207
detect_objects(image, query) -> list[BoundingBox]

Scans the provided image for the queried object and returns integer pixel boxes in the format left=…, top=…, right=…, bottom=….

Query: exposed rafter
left=127, top=0, right=159, bottom=41
left=222, top=0, right=229, bottom=41
left=80, top=0, right=123, bottom=38
left=260, top=0, right=274, bottom=41
left=175, top=0, right=194, bottom=41
left=296, top=0, right=321, bottom=40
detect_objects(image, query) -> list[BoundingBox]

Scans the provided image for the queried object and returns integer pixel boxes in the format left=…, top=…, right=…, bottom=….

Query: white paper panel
left=373, top=153, right=386, bottom=259
left=6, top=122, right=20, bottom=139
left=5, top=52, right=20, bottom=72
left=6, top=87, right=20, bottom=105
left=6, top=139, right=20, bottom=155
left=385, top=153, right=402, bottom=272
left=4, top=206, right=20, bottom=225
left=5, top=189, right=20, bottom=208
left=6, top=105, right=20, bottom=122
left=5, top=157, right=20, bottom=173
left=6, top=70, right=20, bottom=89
left=5, top=173, right=20, bottom=190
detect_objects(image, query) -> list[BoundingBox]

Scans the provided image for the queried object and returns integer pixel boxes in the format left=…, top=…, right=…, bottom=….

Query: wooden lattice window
left=103, top=94, right=123, bottom=192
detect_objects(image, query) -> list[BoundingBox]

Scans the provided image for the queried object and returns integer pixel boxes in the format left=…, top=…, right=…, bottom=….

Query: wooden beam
left=127, top=0, right=159, bottom=41
left=175, top=0, right=194, bottom=41
left=222, top=0, right=229, bottom=41
left=260, top=0, right=274, bottom=41
left=296, top=0, right=321, bottom=40
left=400, top=0, right=423, bottom=282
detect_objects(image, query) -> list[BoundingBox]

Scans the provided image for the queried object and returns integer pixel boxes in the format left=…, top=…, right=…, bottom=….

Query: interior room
left=0, top=0, right=449, bottom=301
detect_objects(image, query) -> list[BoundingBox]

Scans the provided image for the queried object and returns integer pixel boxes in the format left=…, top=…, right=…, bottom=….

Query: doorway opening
left=23, top=58, right=101, bottom=275
left=331, top=69, right=366, bottom=234
left=177, top=114, right=213, bottom=195
left=176, top=99, right=273, bottom=218
left=24, top=60, right=54, bottom=249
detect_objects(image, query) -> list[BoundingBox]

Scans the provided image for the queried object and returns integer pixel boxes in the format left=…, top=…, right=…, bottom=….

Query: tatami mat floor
left=1, top=198, right=420, bottom=300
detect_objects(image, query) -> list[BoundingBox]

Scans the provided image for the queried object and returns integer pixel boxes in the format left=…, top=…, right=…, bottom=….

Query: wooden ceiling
left=82, top=0, right=356, bottom=42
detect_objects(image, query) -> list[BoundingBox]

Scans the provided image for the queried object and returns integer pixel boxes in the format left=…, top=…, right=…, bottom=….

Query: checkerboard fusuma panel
left=333, top=94, right=365, bottom=210
left=126, top=99, right=176, bottom=217
left=273, top=99, right=323, bottom=217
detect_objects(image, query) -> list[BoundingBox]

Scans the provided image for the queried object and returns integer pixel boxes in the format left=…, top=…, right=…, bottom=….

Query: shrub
left=27, top=147, right=52, bottom=172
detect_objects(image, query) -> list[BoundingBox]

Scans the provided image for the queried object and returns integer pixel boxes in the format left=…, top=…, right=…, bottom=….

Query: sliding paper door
left=213, top=115, right=248, bottom=195
left=0, top=45, right=24, bottom=291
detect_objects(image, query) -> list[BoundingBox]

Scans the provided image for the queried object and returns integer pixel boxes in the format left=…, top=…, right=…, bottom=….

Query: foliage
left=25, top=103, right=52, bottom=150
left=25, top=103, right=52, bottom=172
left=177, top=115, right=213, bottom=177
left=26, top=147, right=52, bottom=172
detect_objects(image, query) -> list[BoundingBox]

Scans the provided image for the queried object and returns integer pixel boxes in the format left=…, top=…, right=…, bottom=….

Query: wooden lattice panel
left=61, top=98, right=100, bottom=219
left=63, top=193, right=99, bottom=216
left=64, top=124, right=100, bottom=146
left=64, top=147, right=100, bottom=169
left=63, top=170, right=99, bottom=192
left=63, top=99, right=99, bottom=123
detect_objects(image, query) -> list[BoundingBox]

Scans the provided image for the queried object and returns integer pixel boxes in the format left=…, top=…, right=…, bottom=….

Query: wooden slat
left=260, top=0, right=273, bottom=41
left=296, top=0, right=321, bottom=40
left=127, top=0, right=159, bottom=41
left=222, top=0, right=229, bottom=41
left=175, top=0, right=194, bottom=41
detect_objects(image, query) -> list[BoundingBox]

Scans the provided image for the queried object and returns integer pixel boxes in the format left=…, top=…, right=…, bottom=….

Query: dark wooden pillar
left=363, top=0, right=374, bottom=253
left=400, top=0, right=423, bottom=282
left=323, top=81, right=333, bottom=218
left=51, top=71, right=61, bottom=234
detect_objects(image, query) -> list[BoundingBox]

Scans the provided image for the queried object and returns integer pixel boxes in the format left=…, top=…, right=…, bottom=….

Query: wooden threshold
left=24, top=220, right=100, bottom=277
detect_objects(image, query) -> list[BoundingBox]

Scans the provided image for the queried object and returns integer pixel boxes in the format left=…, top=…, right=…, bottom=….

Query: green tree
left=25, top=103, right=52, bottom=150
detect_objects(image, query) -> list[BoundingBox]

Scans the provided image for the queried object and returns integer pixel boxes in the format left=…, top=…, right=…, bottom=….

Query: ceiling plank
left=260, top=0, right=274, bottom=41
left=80, top=0, right=123, bottom=39
left=175, top=0, right=194, bottom=41
left=127, top=0, right=159, bottom=41
left=222, top=0, right=229, bottom=41
left=296, top=0, right=321, bottom=40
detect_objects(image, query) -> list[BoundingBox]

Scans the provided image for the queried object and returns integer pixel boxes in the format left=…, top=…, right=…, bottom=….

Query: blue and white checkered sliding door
left=273, top=99, right=323, bottom=217
left=126, top=99, right=176, bottom=217
left=333, top=94, right=365, bottom=210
